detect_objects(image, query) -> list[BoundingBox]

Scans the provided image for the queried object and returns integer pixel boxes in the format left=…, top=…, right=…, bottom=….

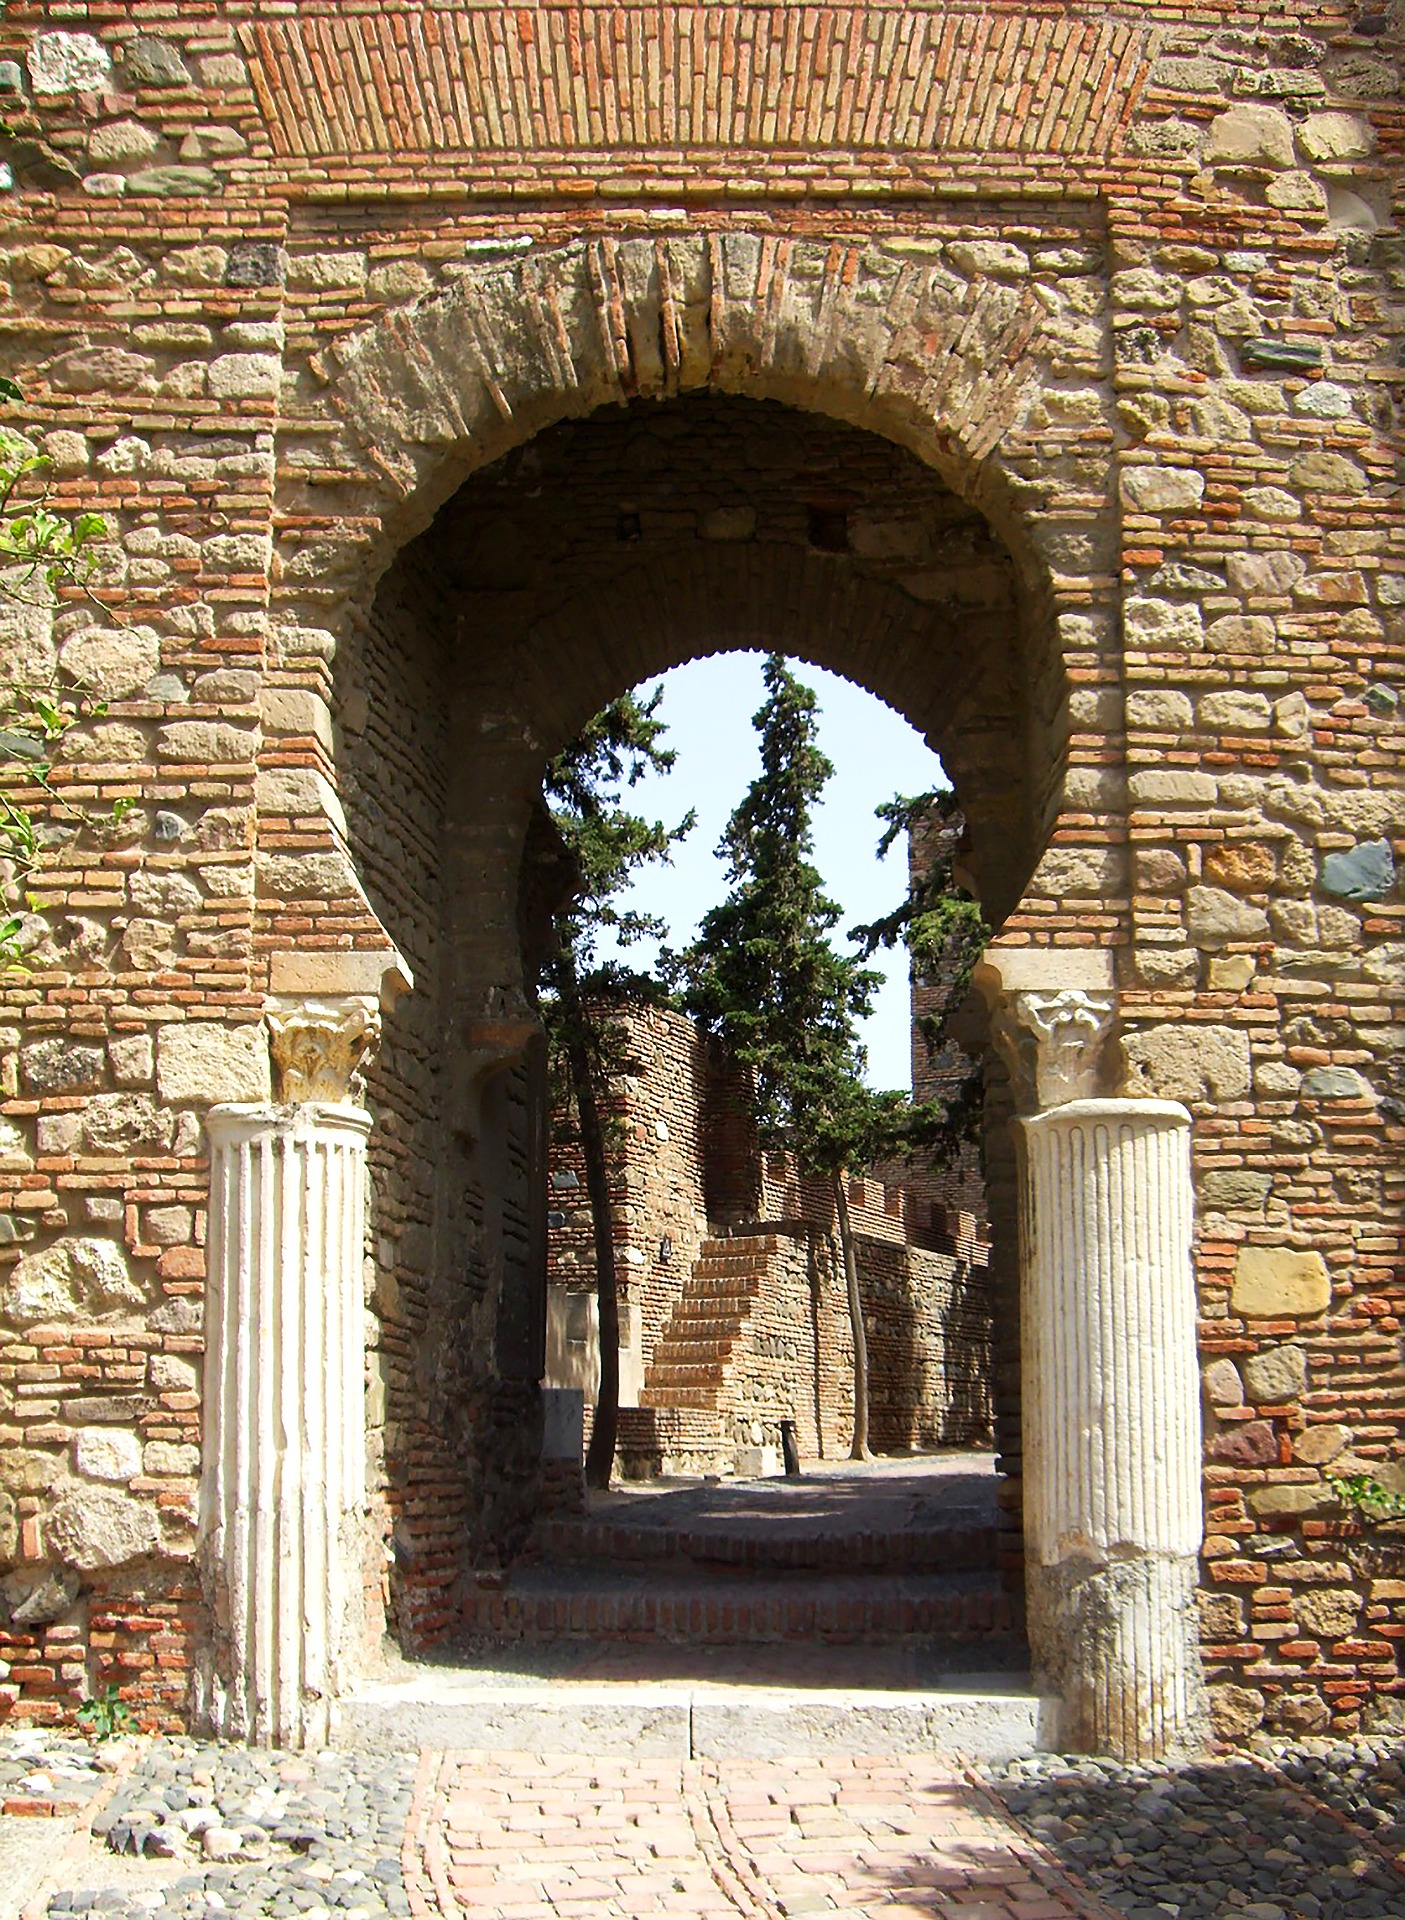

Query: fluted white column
left=195, top=995, right=383, bottom=1749
left=197, top=1101, right=370, bottom=1747
left=1017, top=1097, right=1202, bottom=1761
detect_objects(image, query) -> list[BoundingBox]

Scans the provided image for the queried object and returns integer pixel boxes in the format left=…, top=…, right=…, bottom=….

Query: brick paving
left=403, top=1751, right=1100, bottom=1920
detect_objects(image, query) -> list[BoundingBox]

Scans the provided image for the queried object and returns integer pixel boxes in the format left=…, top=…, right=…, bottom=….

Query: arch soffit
left=293, top=230, right=1113, bottom=631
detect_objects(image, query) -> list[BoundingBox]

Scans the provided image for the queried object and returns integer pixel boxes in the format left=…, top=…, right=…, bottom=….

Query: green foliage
left=1329, top=1471, right=1405, bottom=1525
left=851, top=787, right=989, bottom=1159
left=0, top=389, right=114, bottom=969
left=542, top=686, right=692, bottom=1489
left=76, top=1681, right=136, bottom=1741
left=676, top=653, right=895, bottom=1179
left=543, top=686, right=693, bottom=985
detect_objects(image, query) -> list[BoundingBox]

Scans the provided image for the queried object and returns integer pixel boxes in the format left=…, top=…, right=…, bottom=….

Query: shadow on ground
left=979, top=1747, right=1405, bottom=1920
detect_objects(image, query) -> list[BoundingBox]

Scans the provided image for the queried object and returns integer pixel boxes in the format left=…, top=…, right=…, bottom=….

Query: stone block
left=1241, top=487, right=1302, bottom=521
left=1120, top=1023, right=1251, bottom=1103
left=1294, top=1424, right=1349, bottom=1466
left=1320, top=839, right=1395, bottom=901
left=156, top=1022, right=271, bottom=1104
left=1201, top=1170, right=1272, bottom=1210
left=1231, top=1246, right=1331, bottom=1318
left=21, top=1038, right=104, bottom=1093
left=111, top=1031, right=158, bottom=1090
left=1121, top=467, right=1204, bottom=513
left=128, top=165, right=219, bottom=197
left=1296, top=1588, right=1360, bottom=1640
left=1290, top=451, right=1368, bottom=494
left=1202, top=1357, right=1245, bottom=1406
left=149, top=1354, right=198, bottom=1394
left=1242, top=1343, right=1307, bottom=1405
left=1, top=1570, right=80, bottom=1626
left=1134, top=847, right=1187, bottom=892
left=144, top=1441, right=199, bottom=1476
left=122, top=36, right=192, bottom=87
left=1300, top=1066, right=1373, bottom=1101
left=1186, top=886, right=1270, bottom=948
left=1226, top=550, right=1306, bottom=596
left=1205, top=105, right=1295, bottom=169
left=1209, top=1419, right=1277, bottom=1466
left=255, top=850, right=362, bottom=900
left=58, top=624, right=161, bottom=700
left=1129, top=770, right=1217, bottom=806
left=88, top=120, right=162, bottom=166
left=1293, top=381, right=1355, bottom=420
left=1197, top=1591, right=1245, bottom=1639
left=47, top=346, right=157, bottom=395
left=27, top=31, right=111, bottom=93
left=1204, top=843, right=1275, bottom=891
left=81, top=1093, right=176, bottom=1156
left=1205, top=615, right=1277, bottom=654
left=0, top=1448, right=61, bottom=1494
left=1209, top=1685, right=1264, bottom=1737
left=2, top=1236, right=145, bottom=1326
left=1199, top=692, right=1272, bottom=734
left=1297, top=111, right=1376, bottom=163
left=1247, top=1482, right=1331, bottom=1517
left=75, top=1427, right=142, bottom=1482
left=155, top=721, right=258, bottom=764
left=1126, top=690, right=1193, bottom=731
left=208, top=353, right=281, bottom=399
left=1123, top=597, right=1204, bottom=648
left=46, top=1489, right=161, bottom=1571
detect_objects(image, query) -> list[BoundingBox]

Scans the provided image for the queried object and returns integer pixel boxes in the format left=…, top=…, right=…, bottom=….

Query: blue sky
left=597, top=652, right=947, bottom=1091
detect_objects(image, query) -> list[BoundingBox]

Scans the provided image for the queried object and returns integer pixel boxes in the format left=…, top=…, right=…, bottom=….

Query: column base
left=1029, top=1552, right=1207, bottom=1762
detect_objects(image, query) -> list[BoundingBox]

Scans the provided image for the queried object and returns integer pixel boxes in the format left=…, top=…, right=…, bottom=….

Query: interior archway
left=338, top=390, right=1072, bottom=1651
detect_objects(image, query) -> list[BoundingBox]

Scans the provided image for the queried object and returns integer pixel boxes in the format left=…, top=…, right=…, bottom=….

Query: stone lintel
left=268, top=948, right=414, bottom=1008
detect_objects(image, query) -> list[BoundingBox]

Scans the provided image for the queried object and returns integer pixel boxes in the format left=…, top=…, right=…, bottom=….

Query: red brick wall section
left=547, top=1005, right=994, bottom=1461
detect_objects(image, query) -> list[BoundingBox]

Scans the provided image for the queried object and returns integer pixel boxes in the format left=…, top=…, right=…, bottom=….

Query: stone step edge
left=462, top=1586, right=1016, bottom=1642
left=333, top=1681, right=1053, bottom=1762
left=526, top=1519, right=997, bottom=1571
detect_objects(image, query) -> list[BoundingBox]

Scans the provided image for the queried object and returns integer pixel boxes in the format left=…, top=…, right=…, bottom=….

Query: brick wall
left=546, top=1003, right=994, bottom=1463
left=0, top=1, right=1397, bottom=1742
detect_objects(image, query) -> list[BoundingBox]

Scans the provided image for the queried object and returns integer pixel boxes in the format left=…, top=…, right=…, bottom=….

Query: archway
left=198, top=229, right=1202, bottom=1762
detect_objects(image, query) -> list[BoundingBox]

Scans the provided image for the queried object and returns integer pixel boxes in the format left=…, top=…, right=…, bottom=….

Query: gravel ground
left=0, top=1726, right=120, bottom=1811
left=987, top=1737, right=1405, bottom=1919
left=35, top=1738, right=418, bottom=1920
left=11, top=1726, right=1405, bottom=1920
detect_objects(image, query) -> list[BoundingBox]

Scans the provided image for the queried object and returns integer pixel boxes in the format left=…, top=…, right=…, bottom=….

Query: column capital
left=268, top=997, right=380, bottom=1104
left=993, top=987, right=1116, bottom=1112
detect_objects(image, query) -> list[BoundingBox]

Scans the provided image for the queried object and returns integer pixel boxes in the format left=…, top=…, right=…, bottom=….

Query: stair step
left=462, top=1568, right=1014, bottom=1645
left=335, top=1666, right=1049, bottom=1763
left=528, top=1515, right=997, bottom=1575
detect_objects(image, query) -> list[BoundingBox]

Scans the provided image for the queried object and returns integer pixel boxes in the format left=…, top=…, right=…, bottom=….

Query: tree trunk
left=834, top=1172, right=871, bottom=1462
left=560, top=965, right=620, bottom=1492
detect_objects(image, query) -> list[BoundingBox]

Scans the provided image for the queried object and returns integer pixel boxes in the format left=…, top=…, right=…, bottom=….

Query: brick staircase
left=615, top=1232, right=778, bottom=1475
left=464, top=1471, right=1021, bottom=1659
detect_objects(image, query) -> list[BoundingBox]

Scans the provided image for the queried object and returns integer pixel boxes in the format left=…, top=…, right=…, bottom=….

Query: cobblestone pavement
left=12, top=1731, right=1405, bottom=1920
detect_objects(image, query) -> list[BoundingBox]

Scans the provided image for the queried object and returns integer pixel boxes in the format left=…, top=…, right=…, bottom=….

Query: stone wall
left=0, top=2, right=1397, bottom=1748
left=545, top=1004, right=995, bottom=1462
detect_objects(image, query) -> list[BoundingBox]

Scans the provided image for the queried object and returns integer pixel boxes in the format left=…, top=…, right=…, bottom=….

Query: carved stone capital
left=993, top=988, right=1116, bottom=1112
left=268, top=998, right=380, bottom=1105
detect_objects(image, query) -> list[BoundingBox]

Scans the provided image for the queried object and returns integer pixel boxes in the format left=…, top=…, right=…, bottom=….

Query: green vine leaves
left=0, top=379, right=120, bottom=969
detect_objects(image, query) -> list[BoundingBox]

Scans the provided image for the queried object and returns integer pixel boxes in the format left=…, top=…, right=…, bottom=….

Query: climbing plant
left=0, top=381, right=113, bottom=965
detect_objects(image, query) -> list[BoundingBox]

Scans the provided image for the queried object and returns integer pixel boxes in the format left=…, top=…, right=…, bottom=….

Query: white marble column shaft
left=198, top=1102, right=370, bottom=1747
left=1016, top=1096, right=1203, bottom=1761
